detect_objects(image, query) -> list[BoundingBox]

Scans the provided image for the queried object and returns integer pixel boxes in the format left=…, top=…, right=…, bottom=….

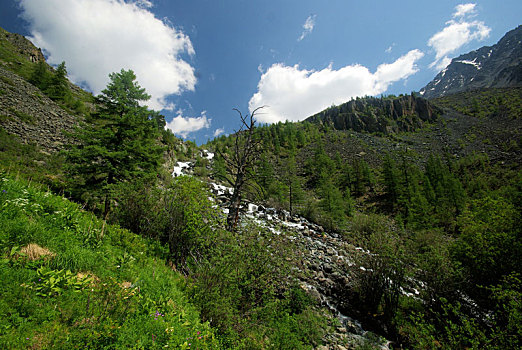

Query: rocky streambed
left=173, top=154, right=399, bottom=349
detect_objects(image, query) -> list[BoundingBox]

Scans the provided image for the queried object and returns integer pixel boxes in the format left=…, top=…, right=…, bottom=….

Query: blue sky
left=1, top=1, right=521, bottom=144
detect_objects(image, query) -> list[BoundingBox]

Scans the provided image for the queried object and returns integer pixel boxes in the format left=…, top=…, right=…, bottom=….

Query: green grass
left=0, top=128, right=67, bottom=192
left=0, top=174, right=221, bottom=349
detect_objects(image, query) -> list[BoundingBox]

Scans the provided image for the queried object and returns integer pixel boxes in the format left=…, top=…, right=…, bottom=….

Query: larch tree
left=66, top=69, right=164, bottom=217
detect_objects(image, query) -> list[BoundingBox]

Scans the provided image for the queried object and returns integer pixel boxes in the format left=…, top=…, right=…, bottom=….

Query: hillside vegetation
left=0, top=173, right=220, bottom=349
left=1, top=24, right=521, bottom=349
left=207, top=90, right=522, bottom=348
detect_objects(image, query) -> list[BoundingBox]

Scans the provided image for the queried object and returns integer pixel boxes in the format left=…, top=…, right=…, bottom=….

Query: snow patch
left=454, top=57, right=481, bottom=69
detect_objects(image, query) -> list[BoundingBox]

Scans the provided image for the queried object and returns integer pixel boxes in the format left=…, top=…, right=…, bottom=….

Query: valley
left=1, top=22, right=521, bottom=349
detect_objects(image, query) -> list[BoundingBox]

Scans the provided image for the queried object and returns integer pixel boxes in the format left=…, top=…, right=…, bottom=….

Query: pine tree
left=319, top=176, right=345, bottom=228
left=66, top=69, right=163, bottom=216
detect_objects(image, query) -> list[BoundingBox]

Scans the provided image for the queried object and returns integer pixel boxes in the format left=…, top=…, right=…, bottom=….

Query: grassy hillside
left=0, top=173, right=220, bottom=349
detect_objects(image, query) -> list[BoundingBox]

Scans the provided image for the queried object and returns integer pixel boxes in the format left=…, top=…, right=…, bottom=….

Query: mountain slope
left=0, top=66, right=79, bottom=152
left=420, top=25, right=522, bottom=98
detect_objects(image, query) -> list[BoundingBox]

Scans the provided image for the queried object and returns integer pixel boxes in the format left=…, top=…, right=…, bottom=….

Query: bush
left=112, top=176, right=221, bottom=271
left=190, top=222, right=326, bottom=348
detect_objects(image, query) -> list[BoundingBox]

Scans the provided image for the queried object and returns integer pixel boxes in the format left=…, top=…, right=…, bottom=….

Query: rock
left=323, top=263, right=333, bottom=273
left=0, top=66, right=79, bottom=153
left=305, top=94, right=440, bottom=134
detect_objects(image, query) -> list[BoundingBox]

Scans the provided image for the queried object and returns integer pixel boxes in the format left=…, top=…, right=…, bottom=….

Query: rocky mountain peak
left=420, top=25, right=522, bottom=99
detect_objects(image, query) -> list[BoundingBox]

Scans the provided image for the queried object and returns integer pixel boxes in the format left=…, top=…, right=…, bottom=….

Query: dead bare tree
left=218, top=107, right=264, bottom=231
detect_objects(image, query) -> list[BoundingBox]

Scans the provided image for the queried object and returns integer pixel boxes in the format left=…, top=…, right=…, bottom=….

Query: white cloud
left=249, top=49, right=424, bottom=124
left=213, top=128, right=225, bottom=137
left=453, top=3, right=476, bottom=18
left=19, top=0, right=196, bottom=111
left=428, top=3, right=490, bottom=70
left=298, top=15, right=316, bottom=41
left=165, top=111, right=211, bottom=138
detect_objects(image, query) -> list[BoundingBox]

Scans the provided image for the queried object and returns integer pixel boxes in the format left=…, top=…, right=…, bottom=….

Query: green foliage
left=190, top=222, right=326, bottom=348
left=434, top=87, right=522, bottom=120
left=65, top=69, right=164, bottom=214
left=318, top=176, right=346, bottom=229
left=112, top=176, right=220, bottom=271
left=347, top=214, right=407, bottom=332
left=29, top=60, right=51, bottom=91
left=27, top=266, right=93, bottom=297
left=45, top=61, right=69, bottom=101
left=453, top=196, right=522, bottom=301
left=0, top=174, right=221, bottom=349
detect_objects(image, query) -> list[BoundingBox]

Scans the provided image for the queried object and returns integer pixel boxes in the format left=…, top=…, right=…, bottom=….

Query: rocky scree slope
left=0, top=66, right=79, bottom=152
left=420, top=25, right=522, bottom=99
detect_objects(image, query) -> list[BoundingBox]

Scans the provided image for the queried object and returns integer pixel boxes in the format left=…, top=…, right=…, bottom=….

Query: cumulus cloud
left=428, top=3, right=490, bottom=70
left=19, top=0, right=196, bottom=111
left=249, top=49, right=424, bottom=123
left=298, top=15, right=316, bottom=41
left=453, top=3, right=476, bottom=18
left=213, top=128, right=225, bottom=137
left=165, top=111, right=211, bottom=138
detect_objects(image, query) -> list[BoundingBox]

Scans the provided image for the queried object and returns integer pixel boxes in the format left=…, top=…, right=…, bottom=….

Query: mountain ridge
left=420, top=25, right=522, bottom=98
left=305, top=94, right=440, bottom=135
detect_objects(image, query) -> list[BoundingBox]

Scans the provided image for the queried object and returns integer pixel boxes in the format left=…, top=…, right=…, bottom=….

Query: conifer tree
left=46, top=61, right=69, bottom=101
left=66, top=69, right=163, bottom=216
left=29, top=61, right=51, bottom=91
left=284, top=153, right=304, bottom=216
